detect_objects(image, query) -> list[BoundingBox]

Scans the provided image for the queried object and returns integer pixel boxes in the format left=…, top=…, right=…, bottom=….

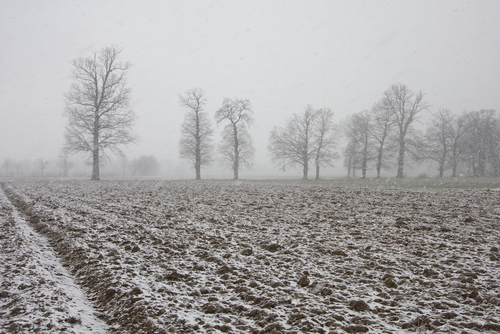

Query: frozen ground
left=1, top=179, right=500, bottom=333
left=0, top=185, right=109, bottom=333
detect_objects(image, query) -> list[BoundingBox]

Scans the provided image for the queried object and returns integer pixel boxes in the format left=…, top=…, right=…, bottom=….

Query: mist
left=1, top=0, right=499, bottom=179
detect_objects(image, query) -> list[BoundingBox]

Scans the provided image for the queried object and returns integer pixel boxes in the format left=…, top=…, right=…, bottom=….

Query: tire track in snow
left=0, top=186, right=109, bottom=333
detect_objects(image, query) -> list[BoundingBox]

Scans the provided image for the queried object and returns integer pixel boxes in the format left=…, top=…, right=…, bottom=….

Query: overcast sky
left=1, top=0, right=499, bottom=177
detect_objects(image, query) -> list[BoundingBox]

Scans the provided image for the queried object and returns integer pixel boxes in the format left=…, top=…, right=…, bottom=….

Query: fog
left=1, top=0, right=499, bottom=178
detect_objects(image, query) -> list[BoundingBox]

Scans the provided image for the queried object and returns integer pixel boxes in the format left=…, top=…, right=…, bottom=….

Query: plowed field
left=1, top=180, right=500, bottom=333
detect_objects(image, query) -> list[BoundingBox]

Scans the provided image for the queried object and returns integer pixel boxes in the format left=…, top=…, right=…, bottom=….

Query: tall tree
left=461, top=109, right=499, bottom=176
left=343, top=111, right=375, bottom=178
left=269, top=106, right=317, bottom=180
left=371, top=102, right=397, bottom=177
left=313, top=108, right=339, bottom=179
left=447, top=112, right=466, bottom=177
left=419, top=109, right=454, bottom=177
left=342, top=140, right=360, bottom=178
left=179, top=88, right=214, bottom=179
left=381, top=83, right=429, bottom=178
left=215, top=98, right=254, bottom=180
left=64, top=45, right=136, bottom=180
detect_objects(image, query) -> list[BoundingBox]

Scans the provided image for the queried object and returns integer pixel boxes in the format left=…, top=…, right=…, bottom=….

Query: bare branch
left=63, top=46, right=136, bottom=180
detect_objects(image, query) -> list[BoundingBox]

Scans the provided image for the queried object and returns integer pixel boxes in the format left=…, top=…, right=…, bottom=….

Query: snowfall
left=1, top=180, right=499, bottom=333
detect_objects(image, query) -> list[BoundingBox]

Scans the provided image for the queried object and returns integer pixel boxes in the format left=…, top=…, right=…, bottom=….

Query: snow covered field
left=1, top=179, right=500, bottom=333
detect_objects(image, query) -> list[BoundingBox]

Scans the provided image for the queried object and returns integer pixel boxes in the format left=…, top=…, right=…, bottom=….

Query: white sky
left=1, top=0, right=499, bottom=177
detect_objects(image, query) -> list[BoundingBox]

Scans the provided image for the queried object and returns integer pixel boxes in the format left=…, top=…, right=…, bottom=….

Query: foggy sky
left=1, top=0, right=499, bottom=177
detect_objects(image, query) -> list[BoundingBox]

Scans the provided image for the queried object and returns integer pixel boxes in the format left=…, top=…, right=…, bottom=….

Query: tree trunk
left=92, top=147, right=100, bottom=180
left=439, top=162, right=444, bottom=178
left=233, top=166, right=238, bottom=180
left=233, top=125, right=239, bottom=180
left=195, top=164, right=201, bottom=180
left=92, top=129, right=100, bottom=180
left=397, top=138, right=405, bottom=178
left=303, top=159, right=308, bottom=180
left=315, top=160, right=320, bottom=180
left=347, top=156, right=352, bottom=178
left=195, top=143, right=201, bottom=180
left=195, top=111, right=201, bottom=180
left=376, top=145, right=383, bottom=178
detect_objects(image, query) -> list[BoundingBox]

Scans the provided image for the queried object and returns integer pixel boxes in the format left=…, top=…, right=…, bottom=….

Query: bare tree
left=461, top=109, right=499, bottom=176
left=447, top=113, right=466, bottom=177
left=179, top=88, right=214, bottom=179
left=354, top=111, right=376, bottom=178
left=381, top=83, right=429, bottom=178
left=64, top=45, right=136, bottom=180
left=37, top=158, right=49, bottom=177
left=371, top=103, right=397, bottom=177
left=215, top=98, right=254, bottom=180
left=59, top=147, right=74, bottom=177
left=342, top=139, right=360, bottom=178
left=313, top=108, right=339, bottom=179
left=342, top=111, right=375, bottom=178
left=269, top=105, right=338, bottom=180
left=415, top=109, right=454, bottom=177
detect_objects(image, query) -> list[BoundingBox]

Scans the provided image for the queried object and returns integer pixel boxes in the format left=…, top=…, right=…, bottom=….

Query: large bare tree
left=419, top=109, right=454, bottom=177
left=381, top=83, right=429, bottom=178
left=179, top=88, right=214, bottom=179
left=215, top=98, right=254, bottom=180
left=269, top=106, right=316, bottom=180
left=64, top=46, right=136, bottom=180
left=313, top=108, right=339, bottom=179
left=371, top=102, right=397, bottom=177
left=447, top=113, right=466, bottom=177
left=461, top=109, right=499, bottom=176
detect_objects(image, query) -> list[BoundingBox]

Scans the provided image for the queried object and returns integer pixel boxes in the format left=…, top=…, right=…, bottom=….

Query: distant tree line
left=178, top=82, right=499, bottom=180
left=342, top=84, right=500, bottom=178
left=1, top=151, right=72, bottom=178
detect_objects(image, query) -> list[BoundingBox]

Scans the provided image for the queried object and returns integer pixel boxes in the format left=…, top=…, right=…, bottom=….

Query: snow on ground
left=1, top=179, right=500, bottom=333
left=0, top=186, right=109, bottom=333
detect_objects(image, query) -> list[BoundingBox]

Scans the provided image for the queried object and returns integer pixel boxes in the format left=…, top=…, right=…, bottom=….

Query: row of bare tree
left=2, top=157, right=52, bottom=177
left=415, top=109, right=499, bottom=177
left=61, top=46, right=255, bottom=180
left=179, top=88, right=254, bottom=180
left=60, top=45, right=498, bottom=180
left=343, top=90, right=500, bottom=178
left=343, top=84, right=429, bottom=179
